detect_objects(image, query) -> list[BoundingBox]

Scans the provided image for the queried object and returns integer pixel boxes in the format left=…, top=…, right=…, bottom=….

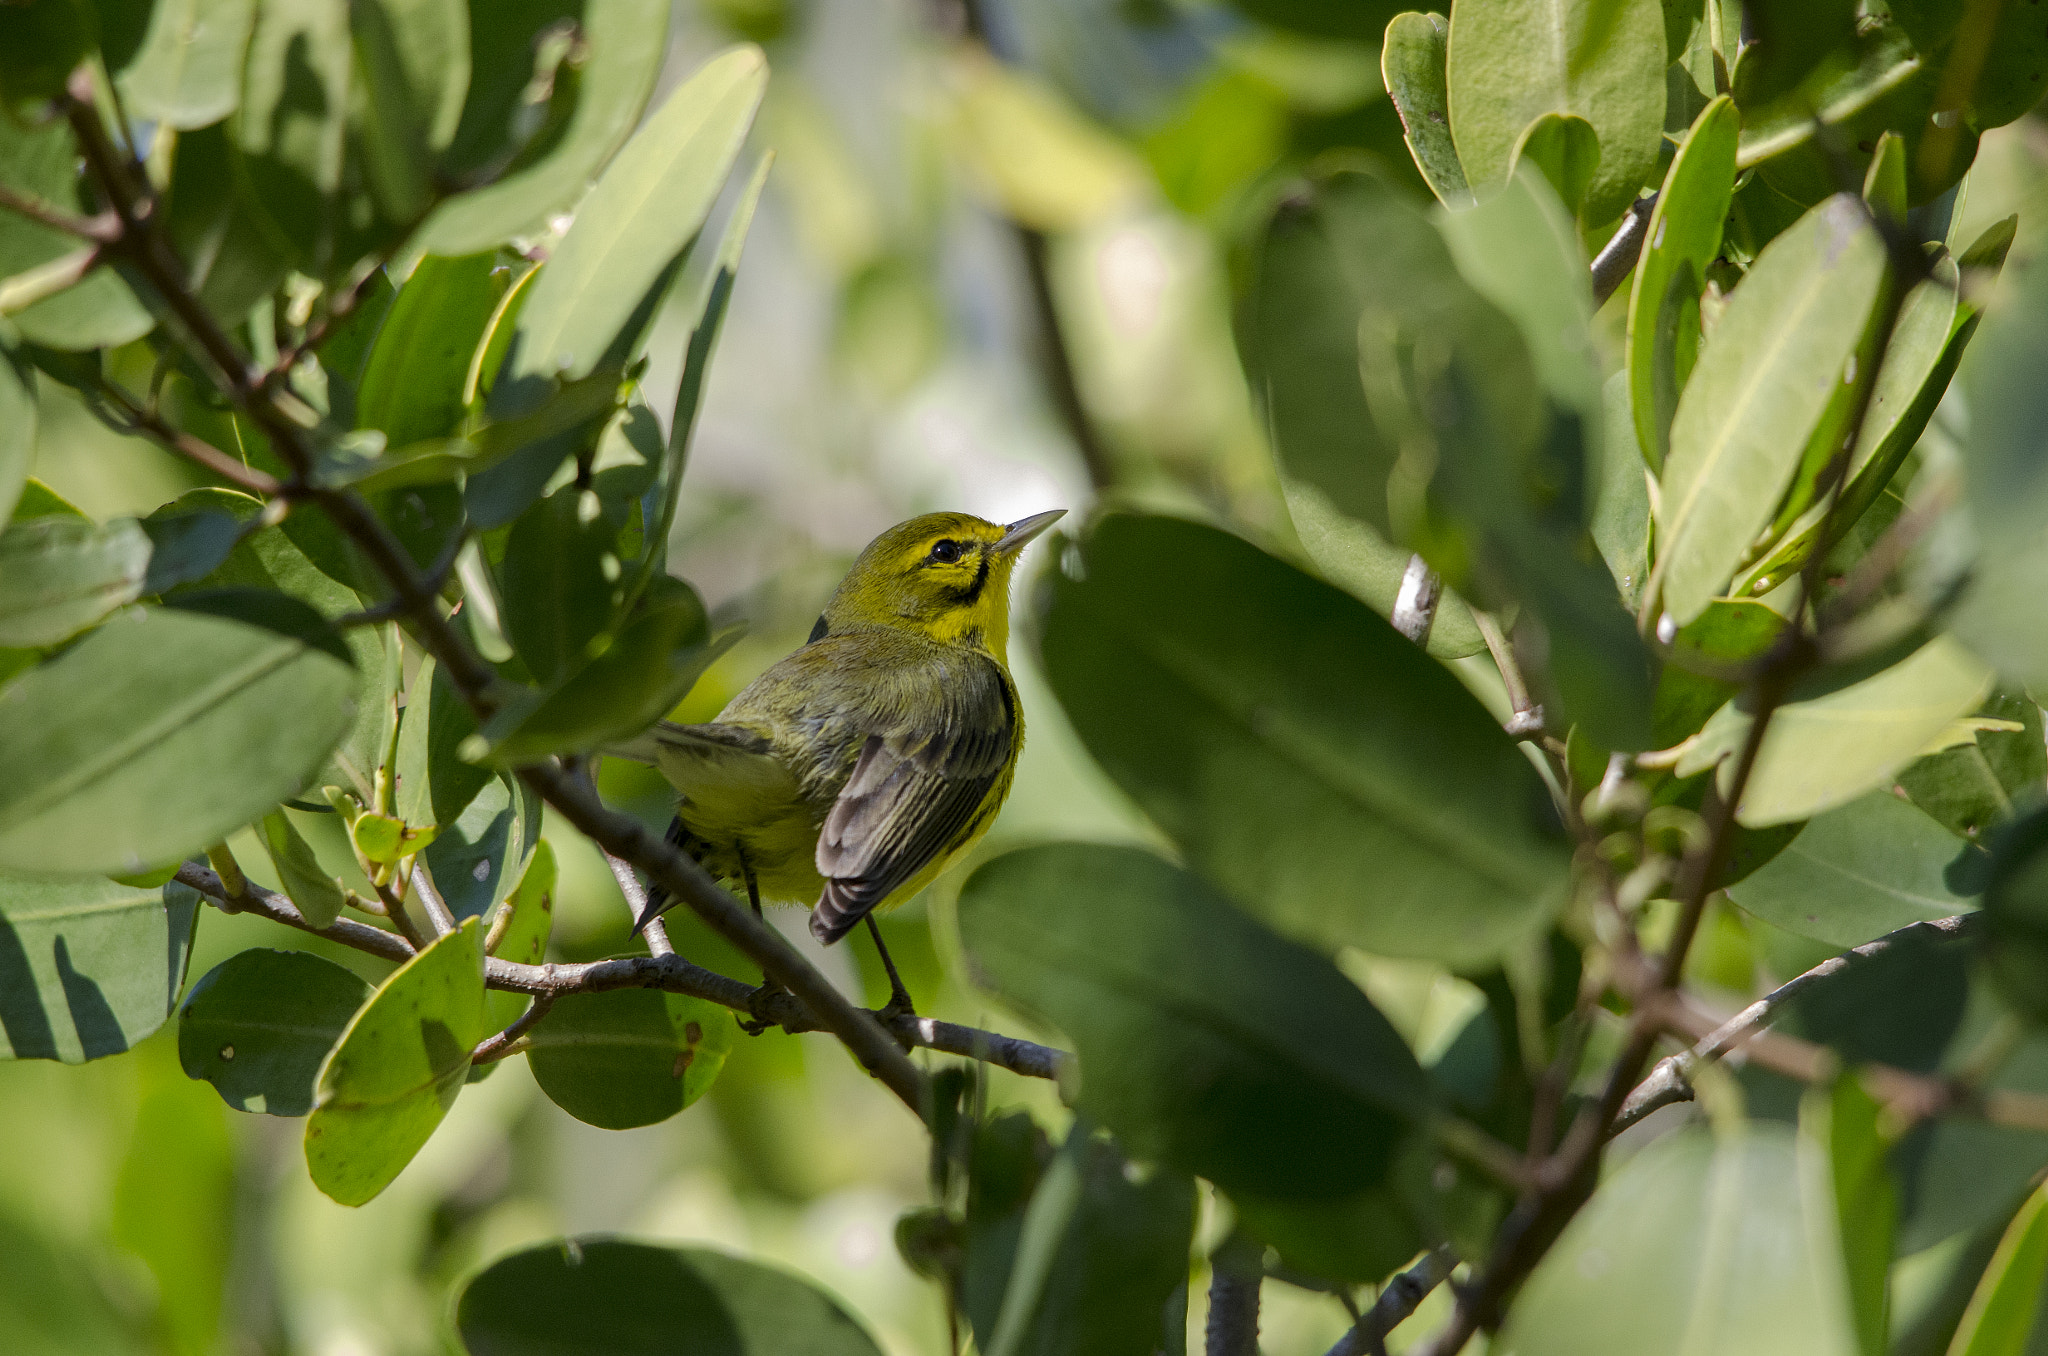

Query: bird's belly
left=677, top=793, right=827, bottom=906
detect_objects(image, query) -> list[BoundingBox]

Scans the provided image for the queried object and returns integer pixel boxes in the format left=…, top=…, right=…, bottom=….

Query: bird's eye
left=928, top=539, right=964, bottom=564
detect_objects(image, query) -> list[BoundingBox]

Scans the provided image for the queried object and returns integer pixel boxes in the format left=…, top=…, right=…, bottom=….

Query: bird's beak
left=994, top=509, right=1066, bottom=556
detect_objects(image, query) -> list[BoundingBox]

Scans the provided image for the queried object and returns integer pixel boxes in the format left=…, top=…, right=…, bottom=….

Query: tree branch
left=1391, top=554, right=1442, bottom=648
left=1206, top=1234, right=1263, bottom=1356
left=173, top=863, right=1067, bottom=1082
left=1614, top=914, right=1981, bottom=1133
left=472, top=993, right=555, bottom=1064
left=1326, top=1247, right=1457, bottom=1356
left=1590, top=193, right=1657, bottom=308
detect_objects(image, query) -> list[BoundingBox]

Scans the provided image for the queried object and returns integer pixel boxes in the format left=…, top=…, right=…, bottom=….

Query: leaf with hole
left=179, top=949, right=371, bottom=1116
left=304, top=917, right=486, bottom=1205
left=0, top=874, right=199, bottom=1063
left=958, top=843, right=1431, bottom=1199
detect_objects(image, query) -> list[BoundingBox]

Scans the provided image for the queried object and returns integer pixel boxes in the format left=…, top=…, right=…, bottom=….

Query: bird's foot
left=740, top=981, right=791, bottom=1036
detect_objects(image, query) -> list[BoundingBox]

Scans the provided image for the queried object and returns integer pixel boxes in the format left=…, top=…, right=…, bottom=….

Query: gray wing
left=809, top=661, right=1015, bottom=943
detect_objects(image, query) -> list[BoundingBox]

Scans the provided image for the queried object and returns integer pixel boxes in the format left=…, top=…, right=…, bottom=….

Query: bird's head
left=817, top=509, right=1065, bottom=660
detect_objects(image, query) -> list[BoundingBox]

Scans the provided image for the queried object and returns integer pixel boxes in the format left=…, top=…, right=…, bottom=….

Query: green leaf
left=0, top=515, right=152, bottom=646
left=1692, top=636, right=1995, bottom=827
left=117, top=0, right=257, bottom=129
left=357, top=252, right=503, bottom=446
left=162, top=121, right=294, bottom=325
left=1626, top=95, right=1738, bottom=472
left=1651, top=194, right=1887, bottom=626
left=630, top=149, right=771, bottom=606
left=0, top=874, right=199, bottom=1062
left=0, top=117, right=152, bottom=350
left=230, top=0, right=353, bottom=273
left=1595, top=374, right=1652, bottom=608
left=1228, top=1184, right=1424, bottom=1287
left=454, top=1239, right=886, bottom=1355
left=1652, top=599, right=1786, bottom=746
left=178, top=948, right=371, bottom=1116
left=112, top=1044, right=235, bottom=1356
left=417, top=0, right=672, bottom=255
left=1509, top=112, right=1601, bottom=222
left=0, top=332, right=34, bottom=527
left=524, top=986, right=736, bottom=1129
left=1897, top=693, right=2047, bottom=843
left=497, top=486, right=618, bottom=684
left=1736, top=261, right=1973, bottom=596
left=140, top=499, right=243, bottom=596
left=1382, top=12, right=1470, bottom=208
left=1803, top=1077, right=1895, bottom=1356
left=482, top=838, right=553, bottom=1036
left=1726, top=791, right=1980, bottom=948
left=305, top=917, right=486, bottom=1206
left=256, top=809, right=348, bottom=929
left=964, top=1124, right=1195, bottom=1356
left=420, top=774, right=539, bottom=923
left=490, top=45, right=766, bottom=416
left=1501, top=1125, right=1860, bottom=1356
left=0, top=602, right=356, bottom=875
left=479, top=578, right=736, bottom=762
left=1042, top=513, right=1569, bottom=966
left=348, top=0, right=469, bottom=222
left=1981, top=807, right=2048, bottom=1024
left=1734, top=21, right=1920, bottom=171
left=958, top=844, right=1432, bottom=1199
left=395, top=657, right=491, bottom=831
left=1445, top=0, right=1666, bottom=227
left=1946, top=1178, right=2048, bottom=1356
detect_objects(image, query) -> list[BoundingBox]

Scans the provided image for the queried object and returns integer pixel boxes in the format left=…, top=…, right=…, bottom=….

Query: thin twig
left=1472, top=609, right=1542, bottom=737
left=175, top=863, right=1067, bottom=1082
left=605, top=848, right=674, bottom=956
left=1590, top=193, right=1658, bottom=308
left=0, top=182, right=117, bottom=239
left=1325, top=1247, right=1457, bottom=1356
left=1614, top=914, right=1980, bottom=1132
left=472, top=994, right=556, bottom=1064
left=410, top=864, right=457, bottom=936
left=93, top=379, right=284, bottom=496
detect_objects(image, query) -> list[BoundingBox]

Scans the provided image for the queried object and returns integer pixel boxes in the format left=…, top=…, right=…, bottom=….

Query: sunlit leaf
left=305, top=918, right=486, bottom=1206
left=118, top=0, right=257, bottom=129
left=0, top=875, right=199, bottom=1063
left=0, top=601, right=356, bottom=875
left=1945, top=1177, right=2048, bottom=1356
left=179, top=949, right=371, bottom=1116
left=1382, top=12, right=1470, bottom=208
left=357, top=252, right=503, bottom=446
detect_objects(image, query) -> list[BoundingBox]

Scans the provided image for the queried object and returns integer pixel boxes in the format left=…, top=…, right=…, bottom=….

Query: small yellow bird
left=625, top=509, right=1064, bottom=1011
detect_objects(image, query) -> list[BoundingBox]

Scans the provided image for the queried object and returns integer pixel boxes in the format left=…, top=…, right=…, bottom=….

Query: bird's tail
left=632, top=815, right=692, bottom=934
left=808, top=880, right=872, bottom=946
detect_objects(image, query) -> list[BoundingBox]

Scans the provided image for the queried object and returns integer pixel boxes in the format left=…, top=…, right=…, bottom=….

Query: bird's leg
left=865, top=914, right=917, bottom=1020
left=736, top=849, right=787, bottom=1036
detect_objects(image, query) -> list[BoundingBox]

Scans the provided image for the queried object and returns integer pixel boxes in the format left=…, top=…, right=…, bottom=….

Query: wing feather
left=809, top=660, right=1014, bottom=943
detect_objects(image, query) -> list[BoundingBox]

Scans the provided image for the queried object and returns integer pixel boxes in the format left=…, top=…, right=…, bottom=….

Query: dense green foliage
left=9, top=1, right=2048, bottom=1353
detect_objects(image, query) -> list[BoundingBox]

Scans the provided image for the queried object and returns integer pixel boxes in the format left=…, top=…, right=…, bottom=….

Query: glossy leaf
left=357, top=252, right=503, bottom=446
left=0, top=875, right=199, bottom=1062
left=348, top=0, right=469, bottom=222
left=1652, top=195, right=1886, bottom=625
left=1627, top=95, right=1738, bottom=471
left=0, top=515, right=152, bottom=646
left=491, top=46, right=765, bottom=416
left=417, top=0, right=671, bottom=255
left=1501, top=1125, right=1859, bottom=1356
left=454, top=1239, right=886, bottom=1355
left=0, top=602, right=356, bottom=875
left=525, top=986, right=736, bottom=1129
left=305, top=918, right=487, bottom=1206
left=1946, top=1178, right=2048, bottom=1356
left=1691, top=637, right=1996, bottom=827
left=420, top=774, right=540, bottom=924
left=1042, top=513, right=1570, bottom=965
left=1445, top=0, right=1666, bottom=227
left=958, top=844, right=1432, bottom=1199
left=178, top=949, right=371, bottom=1116
left=1509, top=112, right=1601, bottom=221
left=964, top=1125, right=1195, bottom=1356
left=1726, top=791, right=1980, bottom=948
left=1382, top=12, right=1470, bottom=207
left=0, top=347, right=30, bottom=527
left=256, top=809, right=347, bottom=930
left=118, top=0, right=257, bottom=129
